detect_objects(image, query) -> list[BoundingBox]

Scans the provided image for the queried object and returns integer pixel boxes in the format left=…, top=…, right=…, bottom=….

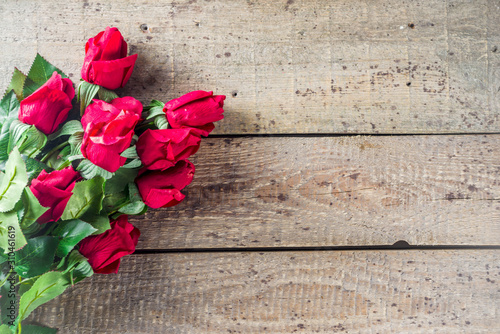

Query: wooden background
left=1, top=0, right=499, bottom=332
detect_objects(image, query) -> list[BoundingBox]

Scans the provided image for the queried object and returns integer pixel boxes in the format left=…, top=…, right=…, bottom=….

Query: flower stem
left=40, top=142, right=69, bottom=164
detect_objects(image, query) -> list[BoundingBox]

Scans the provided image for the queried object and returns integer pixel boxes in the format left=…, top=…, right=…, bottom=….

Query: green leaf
left=83, top=215, right=110, bottom=235
left=0, top=147, right=28, bottom=213
left=154, top=115, right=169, bottom=130
left=17, top=271, right=70, bottom=323
left=121, top=158, right=142, bottom=169
left=14, top=236, right=58, bottom=278
left=6, top=68, right=26, bottom=101
left=0, top=91, right=20, bottom=126
left=22, top=324, right=57, bottom=334
left=52, top=220, right=96, bottom=258
left=0, top=92, right=21, bottom=161
left=77, top=81, right=99, bottom=116
left=104, top=167, right=138, bottom=195
left=76, top=159, right=114, bottom=180
left=120, top=145, right=139, bottom=159
left=23, top=157, right=49, bottom=182
left=68, top=131, right=83, bottom=157
left=18, top=126, right=47, bottom=158
left=47, top=120, right=83, bottom=141
left=19, top=188, right=48, bottom=229
left=0, top=211, right=26, bottom=253
left=0, top=266, right=17, bottom=326
left=7, top=120, right=30, bottom=154
left=144, top=100, right=165, bottom=120
left=60, top=250, right=93, bottom=283
left=102, top=191, right=128, bottom=215
left=22, top=54, right=68, bottom=98
left=0, top=324, right=13, bottom=334
left=118, top=183, right=145, bottom=215
left=61, top=177, right=105, bottom=221
left=97, top=86, right=119, bottom=102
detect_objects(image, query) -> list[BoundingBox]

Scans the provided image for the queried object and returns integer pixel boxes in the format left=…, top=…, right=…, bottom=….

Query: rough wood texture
left=129, top=135, right=500, bottom=249
left=29, top=250, right=500, bottom=333
left=1, top=0, right=499, bottom=134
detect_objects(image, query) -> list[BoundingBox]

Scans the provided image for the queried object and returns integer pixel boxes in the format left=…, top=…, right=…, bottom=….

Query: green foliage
left=0, top=324, right=12, bottom=334
left=19, top=187, right=48, bottom=229
left=22, top=54, right=68, bottom=98
left=6, top=68, right=26, bottom=101
left=84, top=215, right=111, bottom=235
left=14, top=236, right=58, bottom=278
left=144, top=100, right=165, bottom=120
left=76, top=159, right=114, bottom=180
left=0, top=91, right=21, bottom=161
left=8, top=121, right=47, bottom=158
left=98, top=86, right=118, bottom=102
left=59, top=250, right=93, bottom=284
left=104, top=168, right=138, bottom=194
left=77, top=81, right=99, bottom=116
left=52, top=220, right=96, bottom=258
left=118, top=183, right=146, bottom=215
left=47, top=120, right=83, bottom=141
left=61, top=177, right=105, bottom=221
left=120, top=145, right=139, bottom=159
left=0, top=211, right=26, bottom=254
left=17, top=271, right=70, bottom=323
left=0, top=147, right=28, bottom=213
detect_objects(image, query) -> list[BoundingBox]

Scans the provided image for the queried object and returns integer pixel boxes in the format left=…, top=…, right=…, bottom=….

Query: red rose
left=78, top=215, right=140, bottom=274
left=19, top=71, right=75, bottom=135
left=81, top=27, right=138, bottom=90
left=29, top=167, right=82, bottom=224
left=164, top=90, right=225, bottom=136
left=81, top=97, right=142, bottom=172
left=136, top=128, right=201, bottom=171
left=136, top=160, right=195, bottom=208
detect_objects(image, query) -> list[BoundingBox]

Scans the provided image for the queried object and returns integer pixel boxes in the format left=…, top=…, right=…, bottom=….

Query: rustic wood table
left=1, top=0, right=499, bottom=333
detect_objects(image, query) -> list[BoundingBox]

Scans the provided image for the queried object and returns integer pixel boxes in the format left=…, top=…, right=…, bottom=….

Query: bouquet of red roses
left=0, top=27, right=224, bottom=333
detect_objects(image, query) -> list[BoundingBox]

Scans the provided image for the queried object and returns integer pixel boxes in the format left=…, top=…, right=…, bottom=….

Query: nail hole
left=140, top=24, right=148, bottom=31
left=492, top=46, right=498, bottom=53
left=408, top=23, right=415, bottom=29
left=406, top=82, right=412, bottom=86
left=231, top=91, right=238, bottom=97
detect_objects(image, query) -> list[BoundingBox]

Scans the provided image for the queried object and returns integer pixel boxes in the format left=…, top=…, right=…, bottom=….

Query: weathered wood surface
left=1, top=0, right=499, bottom=134
left=30, top=250, right=500, bottom=333
left=129, top=135, right=500, bottom=249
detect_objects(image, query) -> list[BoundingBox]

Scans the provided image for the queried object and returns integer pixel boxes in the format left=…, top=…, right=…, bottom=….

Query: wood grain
left=29, top=250, right=500, bottom=333
left=129, top=135, right=500, bottom=249
left=1, top=0, right=499, bottom=134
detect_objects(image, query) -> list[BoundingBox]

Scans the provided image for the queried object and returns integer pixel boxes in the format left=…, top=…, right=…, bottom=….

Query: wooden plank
left=29, top=250, right=500, bottom=333
left=1, top=0, right=499, bottom=134
left=129, top=135, right=500, bottom=249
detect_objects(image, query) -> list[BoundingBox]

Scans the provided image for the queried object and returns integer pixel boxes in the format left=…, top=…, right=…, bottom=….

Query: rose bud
left=18, top=71, right=75, bottom=135
left=30, top=167, right=82, bottom=224
left=81, top=97, right=142, bottom=172
left=137, top=128, right=201, bottom=171
left=136, top=160, right=195, bottom=208
left=78, top=215, right=140, bottom=274
left=164, top=90, right=225, bottom=137
left=81, top=26, right=138, bottom=90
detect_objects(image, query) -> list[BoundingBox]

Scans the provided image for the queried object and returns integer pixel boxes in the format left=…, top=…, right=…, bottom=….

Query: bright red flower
left=137, top=128, right=201, bottom=171
left=81, top=27, right=138, bottom=90
left=80, top=97, right=142, bottom=172
left=164, top=90, right=225, bottom=136
left=136, top=160, right=195, bottom=208
left=29, top=167, right=82, bottom=224
left=19, top=71, right=75, bottom=135
left=78, top=215, right=140, bottom=274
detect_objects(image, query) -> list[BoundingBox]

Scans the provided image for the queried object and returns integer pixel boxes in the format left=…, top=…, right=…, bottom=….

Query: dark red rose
left=78, top=215, right=140, bottom=274
left=136, top=128, right=201, bottom=171
left=29, top=167, right=82, bottom=224
left=81, top=27, right=138, bottom=90
left=81, top=97, right=142, bottom=172
left=136, top=160, right=195, bottom=208
left=164, top=90, right=225, bottom=136
left=19, top=71, right=75, bottom=135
